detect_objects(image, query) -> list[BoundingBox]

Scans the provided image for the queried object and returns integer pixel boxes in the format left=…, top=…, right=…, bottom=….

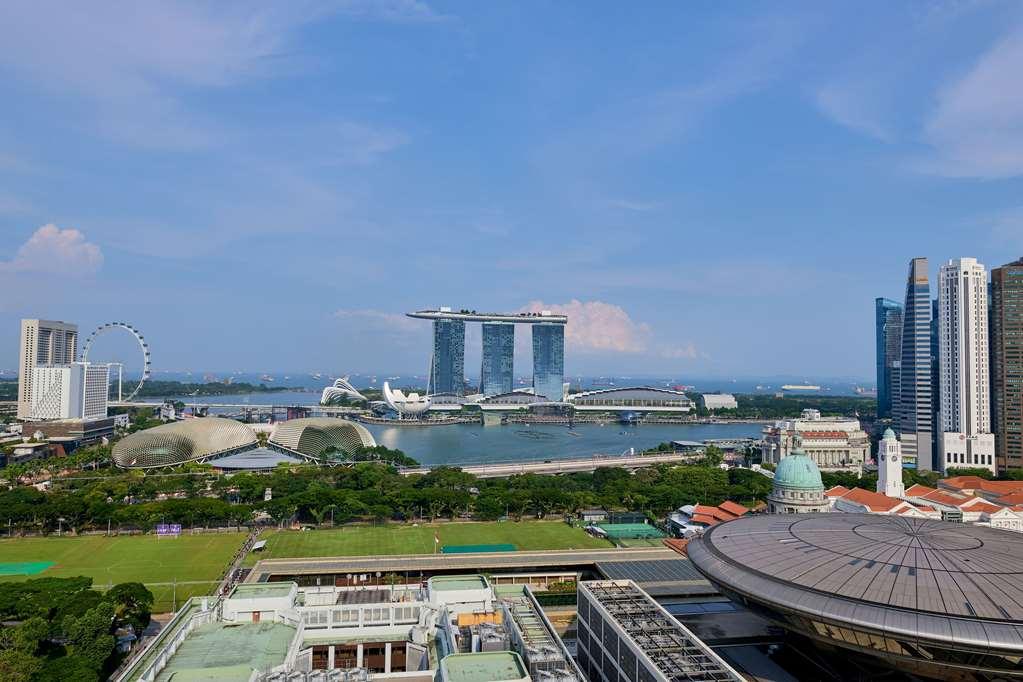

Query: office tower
left=531, top=322, right=565, bottom=401
left=992, top=258, right=1023, bottom=471
left=30, top=362, right=109, bottom=421
left=17, top=319, right=78, bottom=419
left=931, top=298, right=940, bottom=460
left=875, top=298, right=903, bottom=419
left=937, top=258, right=995, bottom=474
left=896, top=258, right=934, bottom=471
left=430, top=318, right=464, bottom=395
left=480, top=322, right=514, bottom=396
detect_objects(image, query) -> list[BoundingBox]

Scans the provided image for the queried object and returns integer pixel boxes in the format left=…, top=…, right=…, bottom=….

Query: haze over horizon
left=2, top=2, right=1021, bottom=378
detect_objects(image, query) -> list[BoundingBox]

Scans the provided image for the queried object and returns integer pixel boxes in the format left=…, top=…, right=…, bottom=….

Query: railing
left=113, top=597, right=219, bottom=682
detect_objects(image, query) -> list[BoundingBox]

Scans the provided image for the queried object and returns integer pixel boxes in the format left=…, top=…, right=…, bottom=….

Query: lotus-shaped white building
left=383, top=381, right=430, bottom=417
left=320, top=376, right=367, bottom=405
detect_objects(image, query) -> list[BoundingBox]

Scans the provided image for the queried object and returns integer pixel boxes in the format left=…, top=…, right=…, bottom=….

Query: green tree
left=104, top=583, right=154, bottom=635
left=0, top=650, right=42, bottom=682
left=62, top=601, right=115, bottom=671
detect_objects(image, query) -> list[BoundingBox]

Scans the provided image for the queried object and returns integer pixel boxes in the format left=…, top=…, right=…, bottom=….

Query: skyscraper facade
left=896, top=258, right=934, bottom=471
left=532, top=323, right=565, bottom=402
left=992, top=257, right=1023, bottom=472
left=430, top=319, right=464, bottom=395
left=937, top=258, right=995, bottom=474
left=17, top=319, right=78, bottom=420
left=875, top=298, right=903, bottom=419
left=480, top=322, right=514, bottom=396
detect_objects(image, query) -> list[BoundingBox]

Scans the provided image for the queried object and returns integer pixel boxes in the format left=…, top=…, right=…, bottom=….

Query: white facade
left=940, top=432, right=996, bottom=473
left=29, top=362, right=108, bottom=421
left=699, top=393, right=738, bottom=410
left=760, top=409, right=869, bottom=470
left=938, top=258, right=995, bottom=474
left=877, top=429, right=905, bottom=498
left=17, top=319, right=78, bottom=419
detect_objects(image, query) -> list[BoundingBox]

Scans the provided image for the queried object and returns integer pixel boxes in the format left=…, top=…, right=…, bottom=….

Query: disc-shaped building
left=687, top=513, right=1023, bottom=680
left=112, top=417, right=257, bottom=468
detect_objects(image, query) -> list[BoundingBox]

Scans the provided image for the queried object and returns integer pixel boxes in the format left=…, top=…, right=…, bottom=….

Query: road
left=399, top=452, right=694, bottom=478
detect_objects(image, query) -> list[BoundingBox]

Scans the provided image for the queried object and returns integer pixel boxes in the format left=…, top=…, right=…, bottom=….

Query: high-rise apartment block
left=30, top=362, right=109, bottom=421
left=875, top=298, right=903, bottom=419
left=896, top=258, right=934, bottom=471
left=937, top=258, right=995, bottom=474
left=480, top=322, right=514, bottom=396
left=992, top=257, right=1023, bottom=471
left=17, top=319, right=78, bottom=420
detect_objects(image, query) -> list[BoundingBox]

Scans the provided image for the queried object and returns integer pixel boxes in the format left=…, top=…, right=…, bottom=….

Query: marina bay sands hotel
left=407, top=308, right=567, bottom=401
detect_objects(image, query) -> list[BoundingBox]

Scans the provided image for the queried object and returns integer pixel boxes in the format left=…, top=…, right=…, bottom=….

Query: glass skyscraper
left=992, top=258, right=1023, bottom=472
left=875, top=298, right=903, bottom=419
left=480, top=322, right=514, bottom=396
left=532, top=323, right=565, bottom=402
left=896, top=257, right=934, bottom=471
left=430, top=319, right=464, bottom=395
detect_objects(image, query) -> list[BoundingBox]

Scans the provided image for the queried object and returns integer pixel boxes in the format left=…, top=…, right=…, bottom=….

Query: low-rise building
left=760, top=408, right=869, bottom=471
left=698, top=393, right=738, bottom=410
left=116, top=573, right=585, bottom=682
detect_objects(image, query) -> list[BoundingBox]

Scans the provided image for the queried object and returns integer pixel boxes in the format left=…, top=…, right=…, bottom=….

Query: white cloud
left=520, top=300, right=650, bottom=354
left=0, top=224, right=103, bottom=274
left=815, top=82, right=894, bottom=142
left=659, top=344, right=699, bottom=360
left=330, top=121, right=410, bottom=165
left=333, top=308, right=421, bottom=333
left=0, top=2, right=445, bottom=149
left=605, top=198, right=663, bottom=212
left=920, top=23, right=1023, bottom=178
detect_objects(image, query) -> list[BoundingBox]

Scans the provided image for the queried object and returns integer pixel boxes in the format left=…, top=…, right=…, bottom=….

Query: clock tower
left=877, top=428, right=904, bottom=498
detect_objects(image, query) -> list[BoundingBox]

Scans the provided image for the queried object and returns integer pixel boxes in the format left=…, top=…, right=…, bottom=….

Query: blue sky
left=1, top=1, right=1022, bottom=379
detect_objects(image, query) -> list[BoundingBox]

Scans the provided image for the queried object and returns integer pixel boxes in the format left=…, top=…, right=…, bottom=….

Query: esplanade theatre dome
left=268, top=417, right=376, bottom=459
left=112, top=417, right=258, bottom=468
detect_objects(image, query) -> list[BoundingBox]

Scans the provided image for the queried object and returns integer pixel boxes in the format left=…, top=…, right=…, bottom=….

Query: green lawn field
left=0, top=533, right=246, bottom=612
left=245, top=521, right=611, bottom=565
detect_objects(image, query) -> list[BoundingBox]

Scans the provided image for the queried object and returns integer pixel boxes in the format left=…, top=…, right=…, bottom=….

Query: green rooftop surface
left=0, top=561, right=54, bottom=575
left=228, top=582, right=295, bottom=599
left=440, top=652, right=528, bottom=682
left=441, top=543, right=516, bottom=554
left=430, top=575, right=488, bottom=591
left=153, top=622, right=295, bottom=682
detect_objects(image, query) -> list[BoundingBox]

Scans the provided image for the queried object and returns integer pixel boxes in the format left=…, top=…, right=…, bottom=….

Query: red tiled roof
left=693, top=504, right=737, bottom=522
left=905, top=484, right=937, bottom=496
left=663, top=538, right=690, bottom=556
left=718, top=500, right=749, bottom=516
left=838, top=487, right=904, bottom=512
left=941, top=476, right=1023, bottom=495
left=825, top=485, right=851, bottom=497
left=921, top=490, right=974, bottom=508
left=964, top=500, right=1003, bottom=513
left=691, top=513, right=719, bottom=526
left=995, top=492, right=1023, bottom=505
left=916, top=505, right=936, bottom=512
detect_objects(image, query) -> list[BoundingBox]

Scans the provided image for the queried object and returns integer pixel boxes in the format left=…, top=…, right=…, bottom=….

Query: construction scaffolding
left=580, top=580, right=742, bottom=682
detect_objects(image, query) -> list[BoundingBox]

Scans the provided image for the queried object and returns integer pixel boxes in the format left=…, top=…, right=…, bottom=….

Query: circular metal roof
left=688, top=513, right=1023, bottom=651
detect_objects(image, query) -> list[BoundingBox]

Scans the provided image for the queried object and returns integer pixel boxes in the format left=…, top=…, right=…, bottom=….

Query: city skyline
left=2, top=3, right=1023, bottom=376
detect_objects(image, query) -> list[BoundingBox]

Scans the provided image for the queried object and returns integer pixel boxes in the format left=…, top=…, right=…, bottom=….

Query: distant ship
left=260, top=374, right=275, bottom=382
left=782, top=384, right=821, bottom=391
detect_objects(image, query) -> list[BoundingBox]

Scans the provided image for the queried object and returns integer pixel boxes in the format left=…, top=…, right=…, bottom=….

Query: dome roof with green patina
left=774, top=436, right=824, bottom=490
left=882, top=427, right=897, bottom=440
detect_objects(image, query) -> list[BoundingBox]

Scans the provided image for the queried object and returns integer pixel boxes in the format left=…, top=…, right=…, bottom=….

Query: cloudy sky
left=1, top=1, right=1021, bottom=379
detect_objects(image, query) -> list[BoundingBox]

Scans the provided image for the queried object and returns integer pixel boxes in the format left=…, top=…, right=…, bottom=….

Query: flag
left=434, top=532, right=440, bottom=545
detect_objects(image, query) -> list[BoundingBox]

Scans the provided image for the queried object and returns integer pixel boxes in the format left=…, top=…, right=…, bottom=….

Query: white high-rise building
left=29, top=362, right=109, bottom=421
left=876, top=428, right=905, bottom=498
left=937, top=258, right=996, bottom=474
left=17, top=319, right=78, bottom=420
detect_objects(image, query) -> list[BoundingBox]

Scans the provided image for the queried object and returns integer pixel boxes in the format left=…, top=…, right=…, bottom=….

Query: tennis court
left=0, top=561, right=54, bottom=576
left=441, top=543, right=517, bottom=554
left=596, top=523, right=666, bottom=540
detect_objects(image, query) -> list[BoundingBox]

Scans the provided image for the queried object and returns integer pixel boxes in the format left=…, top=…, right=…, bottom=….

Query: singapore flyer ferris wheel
left=80, top=322, right=152, bottom=402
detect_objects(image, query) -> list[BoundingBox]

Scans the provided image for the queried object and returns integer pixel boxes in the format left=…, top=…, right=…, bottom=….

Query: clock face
left=891, top=455, right=898, bottom=462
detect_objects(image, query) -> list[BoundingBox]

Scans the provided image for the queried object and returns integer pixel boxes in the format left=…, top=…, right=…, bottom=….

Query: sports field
left=0, top=533, right=246, bottom=612
left=244, top=521, right=611, bottom=565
